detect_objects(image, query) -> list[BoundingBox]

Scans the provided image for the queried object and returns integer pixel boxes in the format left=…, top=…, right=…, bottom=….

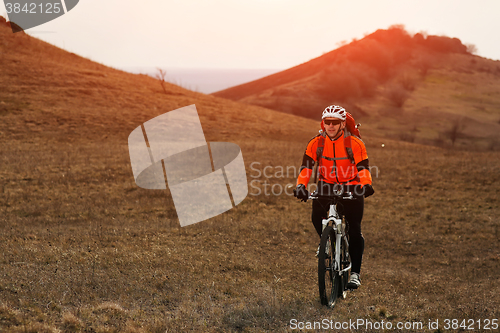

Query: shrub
left=488, top=140, right=499, bottom=151
left=399, top=132, right=416, bottom=143
left=399, top=73, right=418, bottom=91
left=447, top=118, right=466, bottom=146
left=413, top=33, right=425, bottom=44
left=466, top=43, right=478, bottom=55
left=385, top=84, right=410, bottom=108
left=415, top=55, right=433, bottom=77
left=434, top=135, right=446, bottom=147
left=425, top=36, right=467, bottom=53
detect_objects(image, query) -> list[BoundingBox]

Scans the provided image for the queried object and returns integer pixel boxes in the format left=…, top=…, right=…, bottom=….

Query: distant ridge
left=213, top=26, right=500, bottom=149
left=213, top=26, right=470, bottom=118
left=119, top=67, right=282, bottom=94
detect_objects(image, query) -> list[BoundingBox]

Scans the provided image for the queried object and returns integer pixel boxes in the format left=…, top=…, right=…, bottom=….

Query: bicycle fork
left=322, top=207, right=343, bottom=272
left=321, top=209, right=351, bottom=276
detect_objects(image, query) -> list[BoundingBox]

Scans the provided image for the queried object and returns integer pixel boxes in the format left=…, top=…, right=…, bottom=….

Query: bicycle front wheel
left=318, top=226, right=340, bottom=308
left=338, top=234, right=350, bottom=299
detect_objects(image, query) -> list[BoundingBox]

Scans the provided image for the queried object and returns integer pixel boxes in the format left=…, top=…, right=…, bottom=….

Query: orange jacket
left=297, top=131, right=372, bottom=186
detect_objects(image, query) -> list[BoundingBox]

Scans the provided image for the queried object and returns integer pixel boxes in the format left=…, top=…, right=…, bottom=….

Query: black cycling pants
left=311, top=191, right=365, bottom=274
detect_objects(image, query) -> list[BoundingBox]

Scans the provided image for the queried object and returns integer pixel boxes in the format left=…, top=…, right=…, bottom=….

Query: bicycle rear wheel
left=318, top=226, right=340, bottom=307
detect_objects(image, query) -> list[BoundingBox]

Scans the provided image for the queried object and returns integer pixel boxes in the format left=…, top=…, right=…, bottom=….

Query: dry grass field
left=1, top=18, right=500, bottom=332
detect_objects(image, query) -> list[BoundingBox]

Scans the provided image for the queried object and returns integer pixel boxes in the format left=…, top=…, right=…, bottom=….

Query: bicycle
left=310, top=190, right=354, bottom=308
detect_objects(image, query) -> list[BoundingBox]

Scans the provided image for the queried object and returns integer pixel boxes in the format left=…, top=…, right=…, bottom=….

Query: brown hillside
left=1, top=16, right=499, bottom=332
left=213, top=27, right=468, bottom=113
left=214, top=26, right=500, bottom=150
left=0, top=16, right=316, bottom=147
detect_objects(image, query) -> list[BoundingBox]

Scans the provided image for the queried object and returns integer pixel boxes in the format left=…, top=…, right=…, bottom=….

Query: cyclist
left=293, top=105, right=374, bottom=289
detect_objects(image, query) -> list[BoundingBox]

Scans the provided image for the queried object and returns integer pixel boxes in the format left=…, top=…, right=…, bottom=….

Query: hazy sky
left=2, top=0, right=499, bottom=70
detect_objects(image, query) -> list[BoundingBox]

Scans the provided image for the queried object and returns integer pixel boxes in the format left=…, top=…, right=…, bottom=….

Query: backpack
left=313, top=112, right=361, bottom=183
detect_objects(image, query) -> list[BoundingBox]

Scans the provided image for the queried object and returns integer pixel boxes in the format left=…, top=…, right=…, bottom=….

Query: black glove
left=293, top=184, right=309, bottom=202
left=354, top=184, right=375, bottom=198
left=363, top=184, right=375, bottom=198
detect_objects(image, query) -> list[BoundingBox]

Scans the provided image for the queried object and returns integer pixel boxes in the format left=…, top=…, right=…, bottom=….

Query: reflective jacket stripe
left=322, top=156, right=349, bottom=161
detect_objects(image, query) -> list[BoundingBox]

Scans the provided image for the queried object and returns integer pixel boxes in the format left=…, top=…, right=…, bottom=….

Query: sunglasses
left=323, top=119, right=342, bottom=126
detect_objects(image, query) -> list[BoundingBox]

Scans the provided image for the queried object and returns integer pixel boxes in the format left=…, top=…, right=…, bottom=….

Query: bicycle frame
left=322, top=201, right=351, bottom=277
left=312, top=190, right=353, bottom=307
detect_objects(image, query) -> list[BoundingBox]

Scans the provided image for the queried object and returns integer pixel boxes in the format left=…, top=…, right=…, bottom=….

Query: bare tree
left=465, top=43, right=478, bottom=55
left=155, top=68, right=168, bottom=94
left=448, top=118, right=466, bottom=146
left=416, top=55, right=432, bottom=77
left=385, top=83, right=410, bottom=108
left=399, top=73, right=418, bottom=91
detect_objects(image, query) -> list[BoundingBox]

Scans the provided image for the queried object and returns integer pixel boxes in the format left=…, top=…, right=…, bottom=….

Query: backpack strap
left=344, top=130, right=363, bottom=183
left=313, top=132, right=326, bottom=184
left=315, top=130, right=358, bottom=183
left=344, top=130, right=356, bottom=164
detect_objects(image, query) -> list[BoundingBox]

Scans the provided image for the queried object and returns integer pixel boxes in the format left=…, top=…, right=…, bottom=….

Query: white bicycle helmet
left=322, top=105, right=346, bottom=121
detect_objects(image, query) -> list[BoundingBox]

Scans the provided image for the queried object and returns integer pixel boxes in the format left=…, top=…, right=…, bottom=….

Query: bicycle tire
left=338, top=234, right=350, bottom=299
left=318, top=226, right=340, bottom=307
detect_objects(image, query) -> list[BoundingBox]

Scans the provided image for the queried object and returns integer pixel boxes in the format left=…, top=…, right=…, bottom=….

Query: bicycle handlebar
left=308, top=190, right=354, bottom=201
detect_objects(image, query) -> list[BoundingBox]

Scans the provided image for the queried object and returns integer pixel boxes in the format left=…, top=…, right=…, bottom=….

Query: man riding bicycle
left=293, top=105, right=374, bottom=289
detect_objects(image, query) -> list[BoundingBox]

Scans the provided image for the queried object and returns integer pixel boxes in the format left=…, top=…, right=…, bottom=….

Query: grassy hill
left=1, top=17, right=499, bottom=332
left=0, top=18, right=316, bottom=146
left=214, top=26, right=500, bottom=150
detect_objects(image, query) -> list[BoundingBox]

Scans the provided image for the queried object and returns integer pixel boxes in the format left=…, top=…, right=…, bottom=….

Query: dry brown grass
left=1, top=135, right=499, bottom=332
left=1, top=17, right=499, bottom=332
